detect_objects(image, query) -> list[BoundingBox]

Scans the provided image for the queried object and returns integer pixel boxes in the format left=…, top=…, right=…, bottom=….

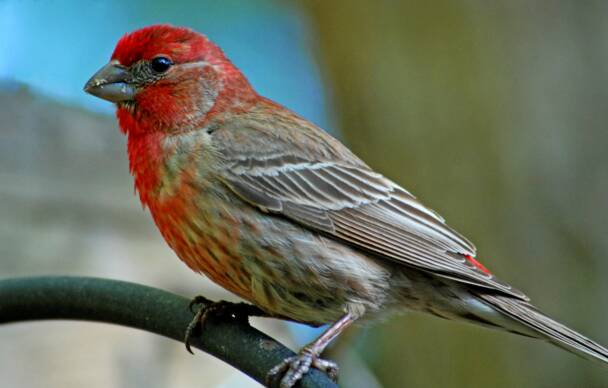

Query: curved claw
left=184, top=305, right=205, bottom=354
left=184, top=296, right=225, bottom=354
left=266, top=348, right=338, bottom=388
left=184, top=296, right=269, bottom=355
left=266, top=313, right=354, bottom=387
left=312, top=358, right=339, bottom=382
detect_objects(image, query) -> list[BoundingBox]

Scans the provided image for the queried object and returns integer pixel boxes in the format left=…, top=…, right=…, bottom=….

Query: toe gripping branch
left=183, top=295, right=355, bottom=388
left=184, top=295, right=269, bottom=354
left=267, top=313, right=355, bottom=388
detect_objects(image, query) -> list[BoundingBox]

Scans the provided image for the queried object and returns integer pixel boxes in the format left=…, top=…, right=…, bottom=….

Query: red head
left=84, top=24, right=257, bottom=135
left=111, top=24, right=224, bottom=68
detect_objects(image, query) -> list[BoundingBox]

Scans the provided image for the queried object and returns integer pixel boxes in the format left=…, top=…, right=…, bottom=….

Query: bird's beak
left=83, top=61, right=136, bottom=103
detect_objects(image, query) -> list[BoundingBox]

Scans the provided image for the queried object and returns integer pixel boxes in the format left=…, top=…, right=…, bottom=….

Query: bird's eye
left=150, top=56, right=173, bottom=73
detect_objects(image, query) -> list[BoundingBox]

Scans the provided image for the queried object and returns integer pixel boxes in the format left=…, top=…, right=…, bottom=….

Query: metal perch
left=0, top=276, right=337, bottom=388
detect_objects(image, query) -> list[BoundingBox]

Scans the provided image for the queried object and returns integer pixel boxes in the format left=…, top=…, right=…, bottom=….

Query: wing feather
left=217, top=128, right=528, bottom=300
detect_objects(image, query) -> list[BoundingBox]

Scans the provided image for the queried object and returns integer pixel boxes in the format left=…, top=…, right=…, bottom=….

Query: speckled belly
left=146, top=179, right=394, bottom=325
left=148, top=181, right=255, bottom=301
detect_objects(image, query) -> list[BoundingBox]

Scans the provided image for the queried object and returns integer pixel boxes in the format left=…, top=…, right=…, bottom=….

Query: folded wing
left=216, top=126, right=528, bottom=300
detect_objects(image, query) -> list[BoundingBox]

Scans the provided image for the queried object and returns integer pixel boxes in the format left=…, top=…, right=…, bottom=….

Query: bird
left=84, top=24, right=608, bottom=387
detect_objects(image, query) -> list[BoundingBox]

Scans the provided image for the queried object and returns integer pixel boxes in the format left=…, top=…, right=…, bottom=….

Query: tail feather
left=477, top=293, right=608, bottom=364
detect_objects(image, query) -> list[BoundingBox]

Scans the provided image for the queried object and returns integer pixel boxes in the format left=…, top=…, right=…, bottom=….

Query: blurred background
left=1, top=1, right=607, bottom=387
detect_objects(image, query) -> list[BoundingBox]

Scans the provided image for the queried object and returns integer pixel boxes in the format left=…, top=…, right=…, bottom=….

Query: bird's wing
left=214, top=123, right=528, bottom=300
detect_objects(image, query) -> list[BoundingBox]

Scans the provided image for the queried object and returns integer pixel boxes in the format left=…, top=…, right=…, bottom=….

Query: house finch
left=84, top=24, right=608, bottom=387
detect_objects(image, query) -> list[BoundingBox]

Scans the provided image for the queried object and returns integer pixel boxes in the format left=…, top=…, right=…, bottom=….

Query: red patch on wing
left=465, top=254, right=491, bottom=274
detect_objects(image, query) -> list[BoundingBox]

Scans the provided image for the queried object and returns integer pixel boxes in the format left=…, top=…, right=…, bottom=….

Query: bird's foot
left=266, top=346, right=339, bottom=388
left=184, top=295, right=266, bottom=354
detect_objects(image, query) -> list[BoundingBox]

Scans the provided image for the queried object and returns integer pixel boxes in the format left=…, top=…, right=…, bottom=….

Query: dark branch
left=0, top=276, right=337, bottom=388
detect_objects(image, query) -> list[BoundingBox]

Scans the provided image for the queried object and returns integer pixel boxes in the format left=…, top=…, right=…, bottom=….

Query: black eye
left=150, top=56, right=173, bottom=73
